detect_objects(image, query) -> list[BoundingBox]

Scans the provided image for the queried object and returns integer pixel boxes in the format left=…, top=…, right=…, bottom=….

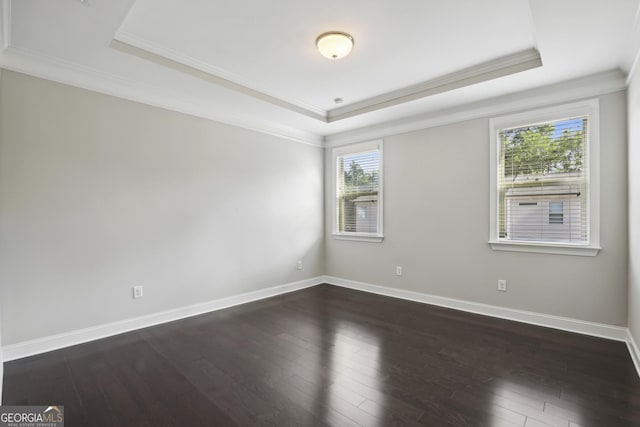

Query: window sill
left=332, top=233, right=384, bottom=243
left=489, top=240, right=600, bottom=256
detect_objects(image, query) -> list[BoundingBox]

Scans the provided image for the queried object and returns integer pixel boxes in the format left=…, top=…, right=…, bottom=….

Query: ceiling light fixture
left=316, top=32, right=354, bottom=60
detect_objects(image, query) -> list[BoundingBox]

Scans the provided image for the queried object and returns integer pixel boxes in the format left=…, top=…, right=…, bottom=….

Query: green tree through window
left=502, top=118, right=585, bottom=180
left=497, top=116, right=588, bottom=243
left=344, top=160, right=378, bottom=190
left=335, top=145, right=381, bottom=236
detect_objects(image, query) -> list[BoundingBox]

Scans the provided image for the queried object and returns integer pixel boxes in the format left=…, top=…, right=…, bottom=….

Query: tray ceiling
left=1, top=0, right=638, bottom=145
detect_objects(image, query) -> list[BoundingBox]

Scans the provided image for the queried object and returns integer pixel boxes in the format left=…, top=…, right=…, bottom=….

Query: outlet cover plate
left=133, top=285, right=144, bottom=299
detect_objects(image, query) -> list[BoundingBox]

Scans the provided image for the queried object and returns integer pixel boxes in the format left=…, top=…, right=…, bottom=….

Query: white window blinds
left=497, top=115, right=589, bottom=244
left=335, top=145, right=381, bottom=235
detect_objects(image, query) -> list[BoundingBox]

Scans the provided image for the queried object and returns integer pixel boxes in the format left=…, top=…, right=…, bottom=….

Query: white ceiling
left=1, top=0, right=639, bottom=145
left=118, top=0, right=538, bottom=112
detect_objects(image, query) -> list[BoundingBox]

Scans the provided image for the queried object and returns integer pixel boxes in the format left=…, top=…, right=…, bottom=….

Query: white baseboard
left=1, top=276, right=324, bottom=362
left=3, top=275, right=638, bottom=379
left=322, top=276, right=629, bottom=342
left=627, top=330, right=640, bottom=377
left=324, top=276, right=640, bottom=377
left=0, top=338, right=3, bottom=404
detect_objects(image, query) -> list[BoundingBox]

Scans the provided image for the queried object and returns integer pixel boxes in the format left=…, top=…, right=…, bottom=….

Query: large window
left=489, top=100, right=600, bottom=256
left=333, top=140, right=383, bottom=242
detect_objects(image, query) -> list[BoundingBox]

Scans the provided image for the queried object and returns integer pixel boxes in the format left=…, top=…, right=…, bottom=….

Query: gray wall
left=0, top=69, right=4, bottom=402
left=0, top=68, right=631, bottom=353
left=629, top=63, right=640, bottom=343
left=0, top=279, right=3, bottom=403
left=326, top=90, right=628, bottom=326
left=0, top=71, right=324, bottom=345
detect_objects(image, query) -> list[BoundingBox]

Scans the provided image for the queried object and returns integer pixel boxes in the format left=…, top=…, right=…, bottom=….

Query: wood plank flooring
left=3, top=284, right=640, bottom=426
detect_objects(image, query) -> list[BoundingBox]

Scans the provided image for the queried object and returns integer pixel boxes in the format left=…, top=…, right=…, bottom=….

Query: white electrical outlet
left=297, top=260, right=303, bottom=270
left=396, top=266, right=403, bottom=276
left=133, top=285, right=144, bottom=299
left=497, top=280, right=507, bottom=292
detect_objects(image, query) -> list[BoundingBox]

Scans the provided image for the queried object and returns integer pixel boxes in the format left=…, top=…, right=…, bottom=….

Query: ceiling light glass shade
left=316, top=32, right=354, bottom=60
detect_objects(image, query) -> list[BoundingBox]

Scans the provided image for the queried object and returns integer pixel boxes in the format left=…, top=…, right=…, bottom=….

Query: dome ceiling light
left=316, top=31, right=354, bottom=60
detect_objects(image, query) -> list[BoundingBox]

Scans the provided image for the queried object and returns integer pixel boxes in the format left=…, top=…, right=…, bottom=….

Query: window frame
left=332, top=140, right=384, bottom=242
left=488, top=100, right=601, bottom=256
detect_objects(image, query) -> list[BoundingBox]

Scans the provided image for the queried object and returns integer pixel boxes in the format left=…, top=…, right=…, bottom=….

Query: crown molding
left=0, top=43, right=627, bottom=151
left=327, top=48, right=542, bottom=122
left=0, top=45, right=323, bottom=146
left=112, top=33, right=327, bottom=121
left=112, top=32, right=541, bottom=124
left=0, top=14, right=625, bottom=151
left=625, top=2, right=640, bottom=87
left=324, top=69, right=627, bottom=147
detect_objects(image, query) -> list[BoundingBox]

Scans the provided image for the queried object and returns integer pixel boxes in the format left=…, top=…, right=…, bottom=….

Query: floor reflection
left=5, top=285, right=637, bottom=426
left=490, top=378, right=584, bottom=427
left=328, top=320, right=384, bottom=425
left=308, top=300, right=387, bottom=427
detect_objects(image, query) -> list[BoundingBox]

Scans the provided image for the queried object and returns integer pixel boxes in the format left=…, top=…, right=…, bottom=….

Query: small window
left=333, top=140, right=383, bottom=242
left=549, top=201, right=564, bottom=224
left=489, top=100, right=600, bottom=256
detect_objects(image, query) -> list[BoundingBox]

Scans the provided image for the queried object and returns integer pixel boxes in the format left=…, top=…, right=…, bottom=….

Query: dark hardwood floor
left=3, top=284, right=639, bottom=426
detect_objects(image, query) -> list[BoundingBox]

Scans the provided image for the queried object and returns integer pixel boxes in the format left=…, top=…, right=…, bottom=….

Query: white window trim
left=332, top=139, right=384, bottom=242
left=488, top=99, right=601, bottom=256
